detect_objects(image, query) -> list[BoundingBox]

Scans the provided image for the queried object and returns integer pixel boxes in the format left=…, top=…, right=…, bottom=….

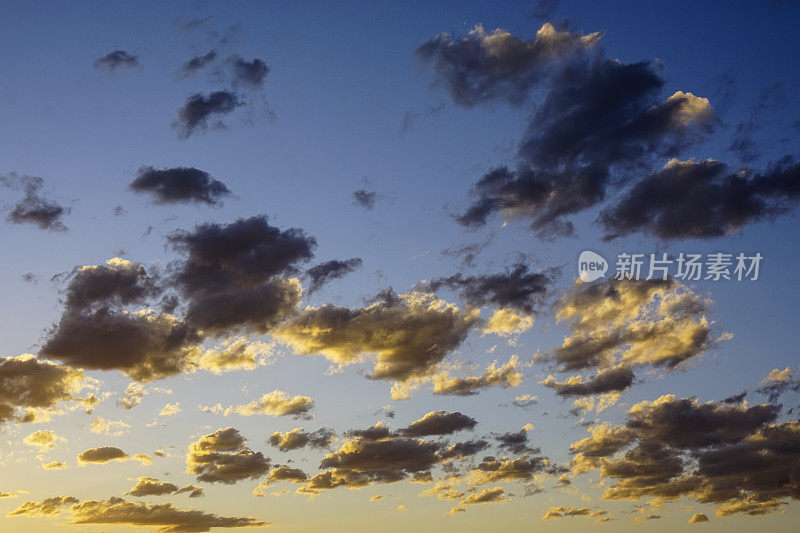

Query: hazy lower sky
left=1, top=1, right=799, bottom=532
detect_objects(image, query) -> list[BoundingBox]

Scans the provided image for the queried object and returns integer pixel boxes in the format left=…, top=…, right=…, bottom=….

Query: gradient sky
left=1, top=1, right=799, bottom=532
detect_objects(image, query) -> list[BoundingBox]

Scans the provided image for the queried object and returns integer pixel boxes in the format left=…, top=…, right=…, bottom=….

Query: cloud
left=193, top=338, right=273, bottom=374
left=173, top=91, right=244, bottom=139
left=756, top=366, right=800, bottom=402
left=127, top=478, right=180, bottom=497
left=540, top=367, right=636, bottom=396
left=550, top=278, right=715, bottom=372
left=68, top=497, right=266, bottom=531
left=438, top=439, right=490, bottom=461
left=175, top=485, right=204, bottom=498
left=230, top=56, right=270, bottom=90
left=352, top=189, right=377, bottom=210
left=160, top=403, right=181, bottom=416
left=78, top=446, right=128, bottom=464
left=119, top=382, right=168, bottom=410
left=41, top=307, right=202, bottom=382
left=274, top=289, right=479, bottom=382
left=43, top=461, right=66, bottom=470
left=313, top=437, right=441, bottom=489
left=688, top=512, right=709, bottom=523
left=1, top=173, right=70, bottom=231
left=495, top=428, right=536, bottom=455
left=415, top=23, right=600, bottom=108
left=129, top=166, right=231, bottom=206
left=418, top=24, right=721, bottom=238
left=168, top=215, right=315, bottom=335
left=7, top=495, right=79, bottom=516
left=510, top=394, right=537, bottom=409
left=399, top=411, right=477, bottom=437
left=267, top=465, right=308, bottom=483
left=306, top=258, right=363, bottom=294
left=186, top=428, right=269, bottom=484
left=423, top=264, right=554, bottom=315
left=269, top=428, right=335, bottom=451
left=60, top=257, right=160, bottom=312
left=41, top=257, right=205, bottom=382
left=0, top=354, right=86, bottom=425
left=483, top=308, right=533, bottom=337
left=225, top=390, right=314, bottom=419
left=569, top=394, right=798, bottom=516
left=432, top=356, right=522, bottom=396
left=599, top=157, right=800, bottom=240
left=125, top=477, right=203, bottom=499
left=23, top=430, right=63, bottom=451
left=458, top=487, right=505, bottom=506
left=468, top=456, right=552, bottom=484
left=301, top=419, right=497, bottom=492
left=541, top=506, right=609, bottom=522
left=179, top=49, right=218, bottom=76
left=94, top=50, right=140, bottom=71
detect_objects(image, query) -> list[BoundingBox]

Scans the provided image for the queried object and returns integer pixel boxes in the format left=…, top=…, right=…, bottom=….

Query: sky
left=0, top=0, right=799, bottom=531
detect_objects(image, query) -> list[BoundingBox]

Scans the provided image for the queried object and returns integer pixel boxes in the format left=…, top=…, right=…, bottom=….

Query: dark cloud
left=173, top=91, right=243, bottom=139
left=418, top=24, right=718, bottom=238
left=495, top=429, right=537, bottom=455
left=345, top=422, right=393, bottom=441
left=94, top=50, right=140, bottom=71
left=414, top=23, right=599, bottom=108
left=399, top=411, right=477, bottom=437
left=129, top=166, right=231, bottom=206
left=317, top=437, right=441, bottom=485
left=186, top=428, right=270, bottom=484
left=61, top=258, right=159, bottom=312
left=168, top=215, right=315, bottom=334
left=625, top=395, right=778, bottom=449
left=77, top=446, right=128, bottom=464
left=2, top=174, right=69, bottom=231
left=600, top=157, right=800, bottom=240
left=541, top=367, right=636, bottom=396
left=179, top=49, right=218, bottom=76
left=230, top=56, right=270, bottom=90
left=269, top=428, right=335, bottom=451
left=41, top=306, right=202, bottom=382
left=570, top=394, right=799, bottom=516
left=423, top=263, right=555, bottom=314
left=439, top=439, right=490, bottom=461
left=306, top=258, right=363, bottom=294
left=273, top=289, right=479, bottom=382
left=352, top=189, right=377, bottom=210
